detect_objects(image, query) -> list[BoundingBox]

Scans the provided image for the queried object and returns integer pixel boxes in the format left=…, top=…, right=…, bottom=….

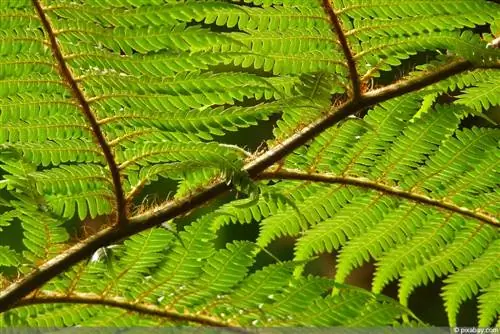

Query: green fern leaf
left=175, top=240, right=256, bottom=308
left=456, top=77, right=500, bottom=112
left=478, top=280, right=500, bottom=328
left=294, top=194, right=399, bottom=263
left=225, top=262, right=296, bottom=309
left=335, top=203, right=426, bottom=283
left=398, top=222, right=497, bottom=307
left=0, top=0, right=498, bottom=328
left=0, top=246, right=21, bottom=268
left=136, top=215, right=217, bottom=304
left=442, top=239, right=500, bottom=326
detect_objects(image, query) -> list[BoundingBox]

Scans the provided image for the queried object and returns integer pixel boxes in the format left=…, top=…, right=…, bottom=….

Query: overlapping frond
left=0, top=150, right=69, bottom=267
left=215, top=90, right=500, bottom=326
left=338, top=1, right=499, bottom=80
left=1, top=0, right=332, bottom=222
left=456, top=76, right=500, bottom=112
left=442, top=239, right=500, bottom=326
left=1, top=0, right=495, bottom=220
left=0, top=0, right=498, bottom=329
left=2, top=221, right=413, bottom=327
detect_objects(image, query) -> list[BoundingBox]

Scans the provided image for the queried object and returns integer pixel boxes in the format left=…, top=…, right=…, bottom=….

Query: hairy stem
left=14, top=291, right=242, bottom=330
left=320, top=0, right=361, bottom=98
left=244, top=59, right=473, bottom=178
left=257, top=169, right=499, bottom=227
left=0, top=59, right=481, bottom=313
left=32, top=0, right=128, bottom=226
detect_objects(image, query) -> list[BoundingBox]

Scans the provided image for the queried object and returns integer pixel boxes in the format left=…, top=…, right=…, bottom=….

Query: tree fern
left=0, top=0, right=498, bottom=329
left=245, top=98, right=499, bottom=325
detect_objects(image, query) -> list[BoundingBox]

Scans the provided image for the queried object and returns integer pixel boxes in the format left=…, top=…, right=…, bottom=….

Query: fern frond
left=225, top=28, right=345, bottom=73
left=50, top=2, right=247, bottom=29
left=96, top=228, right=177, bottom=297
left=0, top=246, right=21, bottom=268
left=117, top=141, right=245, bottom=183
left=67, top=49, right=232, bottom=78
left=429, top=67, right=498, bottom=93
left=0, top=76, right=66, bottom=97
left=0, top=94, right=79, bottom=122
left=209, top=187, right=300, bottom=232
left=259, top=275, right=332, bottom=320
left=296, top=119, right=367, bottom=172
left=294, top=194, right=399, bottom=263
left=228, top=84, right=499, bottom=325
left=370, top=104, right=463, bottom=183
left=257, top=186, right=357, bottom=248
left=33, top=164, right=110, bottom=195
left=0, top=115, right=90, bottom=143
left=0, top=9, right=38, bottom=30
left=0, top=29, right=46, bottom=56
left=223, top=262, right=295, bottom=310
left=0, top=155, right=70, bottom=265
left=47, top=189, right=114, bottom=221
left=2, top=303, right=100, bottom=327
left=355, top=31, right=497, bottom=78
left=0, top=56, right=53, bottom=79
left=397, top=222, right=496, bottom=306
left=103, top=103, right=279, bottom=140
left=371, top=212, right=460, bottom=291
left=335, top=203, right=426, bottom=283
left=330, top=93, right=426, bottom=176
left=443, top=149, right=499, bottom=209
left=16, top=202, right=69, bottom=264
left=83, top=71, right=283, bottom=102
left=173, top=240, right=255, bottom=308
left=2, top=199, right=414, bottom=327
left=456, top=76, right=500, bottom=112
left=348, top=14, right=493, bottom=41
left=0, top=0, right=498, bottom=328
left=478, top=280, right=500, bottom=328
left=134, top=216, right=217, bottom=304
left=55, top=21, right=238, bottom=55
left=11, top=140, right=104, bottom=167
left=51, top=2, right=329, bottom=33
left=402, top=127, right=500, bottom=194
left=338, top=0, right=499, bottom=19
left=442, top=239, right=500, bottom=327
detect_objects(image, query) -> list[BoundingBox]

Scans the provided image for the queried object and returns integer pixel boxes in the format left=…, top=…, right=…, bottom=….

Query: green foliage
left=2, top=222, right=413, bottom=327
left=238, top=93, right=500, bottom=325
left=0, top=0, right=498, bottom=329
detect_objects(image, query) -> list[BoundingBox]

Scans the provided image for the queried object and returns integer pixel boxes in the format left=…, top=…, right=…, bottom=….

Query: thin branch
left=244, top=59, right=474, bottom=178
left=32, top=0, right=128, bottom=226
left=0, top=181, right=230, bottom=313
left=257, top=169, right=499, bottom=228
left=14, top=291, right=243, bottom=330
left=320, top=0, right=361, bottom=98
left=0, top=59, right=483, bottom=313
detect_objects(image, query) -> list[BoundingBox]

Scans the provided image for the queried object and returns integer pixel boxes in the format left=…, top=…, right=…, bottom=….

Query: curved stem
left=13, top=291, right=243, bottom=330
left=244, top=60, right=473, bottom=178
left=0, top=59, right=483, bottom=314
left=257, top=168, right=499, bottom=228
left=33, top=0, right=128, bottom=226
left=320, top=0, right=361, bottom=98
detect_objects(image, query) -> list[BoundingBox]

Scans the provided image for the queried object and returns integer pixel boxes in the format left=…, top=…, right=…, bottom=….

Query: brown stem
left=0, top=59, right=482, bottom=313
left=32, top=0, right=128, bottom=226
left=244, top=60, right=474, bottom=178
left=257, top=169, right=499, bottom=228
left=0, top=181, right=229, bottom=312
left=320, top=0, right=361, bottom=98
left=14, top=291, right=244, bottom=330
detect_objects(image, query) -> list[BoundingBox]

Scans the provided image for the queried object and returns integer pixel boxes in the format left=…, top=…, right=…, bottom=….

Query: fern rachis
left=0, top=0, right=499, bottom=329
